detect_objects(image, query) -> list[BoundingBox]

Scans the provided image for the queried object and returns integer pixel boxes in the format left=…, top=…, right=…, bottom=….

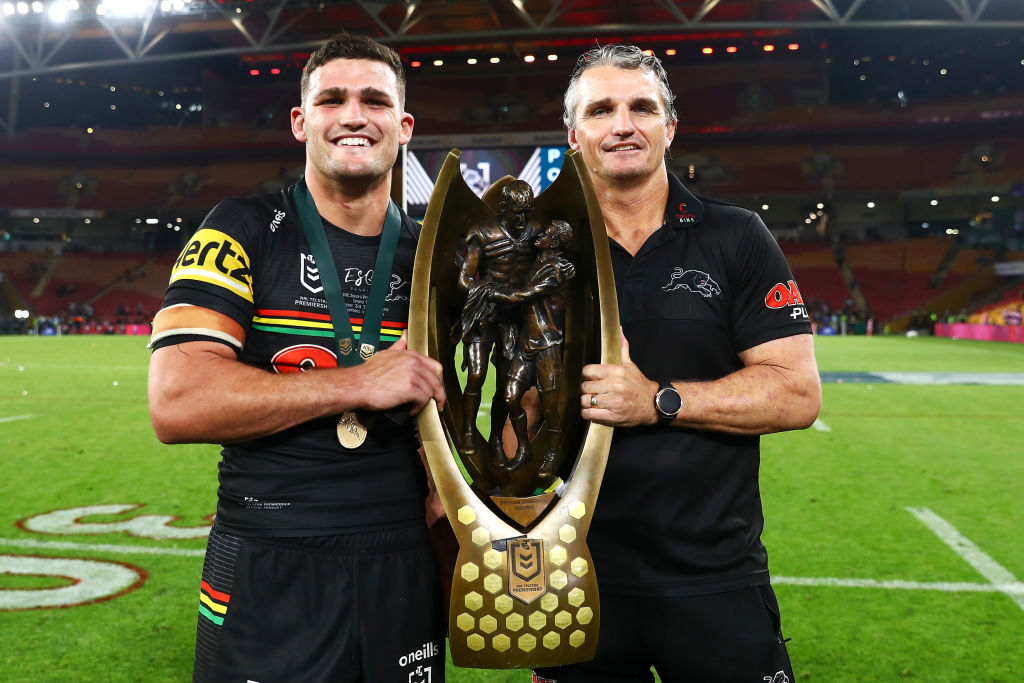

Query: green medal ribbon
left=293, top=176, right=402, bottom=367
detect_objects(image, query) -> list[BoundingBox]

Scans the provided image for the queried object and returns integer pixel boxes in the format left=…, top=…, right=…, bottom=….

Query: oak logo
left=765, top=280, right=805, bottom=309
left=171, top=229, right=253, bottom=302
left=765, top=280, right=808, bottom=320
left=271, top=344, right=337, bottom=373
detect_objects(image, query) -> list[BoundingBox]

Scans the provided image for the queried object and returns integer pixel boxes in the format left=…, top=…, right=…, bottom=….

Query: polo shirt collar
left=665, top=172, right=704, bottom=229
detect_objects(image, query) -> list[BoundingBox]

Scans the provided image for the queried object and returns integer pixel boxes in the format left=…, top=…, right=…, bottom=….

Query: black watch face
left=658, top=387, right=681, bottom=416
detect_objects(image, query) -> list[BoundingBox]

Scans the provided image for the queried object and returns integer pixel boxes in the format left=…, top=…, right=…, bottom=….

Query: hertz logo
left=170, top=229, right=254, bottom=302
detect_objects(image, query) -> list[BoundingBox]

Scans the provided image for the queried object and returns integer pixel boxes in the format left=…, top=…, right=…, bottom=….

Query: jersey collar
left=664, top=172, right=704, bottom=230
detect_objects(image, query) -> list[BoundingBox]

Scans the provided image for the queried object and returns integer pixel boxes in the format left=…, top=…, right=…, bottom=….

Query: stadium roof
left=1, top=0, right=1023, bottom=81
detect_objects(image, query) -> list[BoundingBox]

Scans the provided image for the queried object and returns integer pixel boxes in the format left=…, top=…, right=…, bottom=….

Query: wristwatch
left=654, top=381, right=682, bottom=423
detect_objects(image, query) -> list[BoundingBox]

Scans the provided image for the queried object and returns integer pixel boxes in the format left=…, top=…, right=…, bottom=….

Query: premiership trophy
left=408, top=149, right=620, bottom=669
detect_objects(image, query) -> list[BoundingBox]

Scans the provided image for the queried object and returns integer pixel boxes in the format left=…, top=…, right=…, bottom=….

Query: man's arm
left=580, top=332, right=820, bottom=435
left=148, top=309, right=445, bottom=445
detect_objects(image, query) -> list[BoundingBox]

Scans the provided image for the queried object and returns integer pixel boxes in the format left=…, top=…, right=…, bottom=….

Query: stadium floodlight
left=16, top=2, right=28, bottom=14
left=97, top=0, right=154, bottom=19
left=15, top=309, right=30, bottom=319
left=2, top=3, right=15, bottom=16
left=48, top=0, right=79, bottom=23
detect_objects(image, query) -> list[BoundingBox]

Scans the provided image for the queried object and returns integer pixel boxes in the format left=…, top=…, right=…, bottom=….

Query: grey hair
left=562, top=44, right=677, bottom=129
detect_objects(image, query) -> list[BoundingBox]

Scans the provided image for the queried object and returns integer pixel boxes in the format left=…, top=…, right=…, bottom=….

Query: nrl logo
left=508, top=538, right=545, bottom=604
left=300, top=253, right=323, bottom=294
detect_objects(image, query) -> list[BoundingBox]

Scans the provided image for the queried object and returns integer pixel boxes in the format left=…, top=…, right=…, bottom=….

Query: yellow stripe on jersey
left=170, top=228, right=254, bottom=303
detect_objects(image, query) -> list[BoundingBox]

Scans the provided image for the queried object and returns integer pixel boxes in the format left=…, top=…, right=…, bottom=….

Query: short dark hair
left=563, top=44, right=676, bottom=128
left=300, top=32, right=406, bottom=107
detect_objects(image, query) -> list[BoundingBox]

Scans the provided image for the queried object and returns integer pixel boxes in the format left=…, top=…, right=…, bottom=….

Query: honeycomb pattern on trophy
left=452, top=499, right=595, bottom=656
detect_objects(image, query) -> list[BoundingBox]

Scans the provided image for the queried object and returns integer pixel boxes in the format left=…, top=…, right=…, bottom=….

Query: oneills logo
left=508, top=538, right=545, bottom=604
left=170, top=229, right=253, bottom=302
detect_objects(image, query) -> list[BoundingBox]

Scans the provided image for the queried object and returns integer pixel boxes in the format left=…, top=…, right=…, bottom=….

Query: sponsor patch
left=170, top=229, right=254, bottom=303
left=764, top=280, right=808, bottom=320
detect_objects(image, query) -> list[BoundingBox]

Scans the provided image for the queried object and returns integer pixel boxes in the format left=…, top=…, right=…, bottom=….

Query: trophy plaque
left=409, top=148, right=620, bottom=669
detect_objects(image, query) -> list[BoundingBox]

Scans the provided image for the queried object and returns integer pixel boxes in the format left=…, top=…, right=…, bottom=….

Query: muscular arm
left=148, top=311, right=445, bottom=445
left=489, top=260, right=574, bottom=303
left=581, top=332, right=821, bottom=436
left=457, top=236, right=483, bottom=292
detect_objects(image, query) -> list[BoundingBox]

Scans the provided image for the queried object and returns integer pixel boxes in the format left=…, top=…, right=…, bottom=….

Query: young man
left=147, top=33, right=448, bottom=682
left=533, top=45, right=822, bottom=683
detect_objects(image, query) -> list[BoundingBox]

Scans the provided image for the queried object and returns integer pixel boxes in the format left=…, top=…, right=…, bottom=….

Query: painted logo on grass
left=3, top=504, right=210, bottom=610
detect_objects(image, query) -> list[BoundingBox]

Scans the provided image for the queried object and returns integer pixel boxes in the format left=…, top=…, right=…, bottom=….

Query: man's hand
left=352, top=333, right=445, bottom=416
left=580, top=331, right=658, bottom=427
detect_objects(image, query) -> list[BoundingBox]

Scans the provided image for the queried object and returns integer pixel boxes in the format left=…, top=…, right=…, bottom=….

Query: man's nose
left=610, top=106, right=635, bottom=135
left=339, top=101, right=368, bottom=127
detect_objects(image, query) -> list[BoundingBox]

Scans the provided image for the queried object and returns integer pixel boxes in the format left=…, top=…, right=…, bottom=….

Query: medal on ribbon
left=293, top=177, right=402, bottom=449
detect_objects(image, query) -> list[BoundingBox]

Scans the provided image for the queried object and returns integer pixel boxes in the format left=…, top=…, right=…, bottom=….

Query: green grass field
left=2, top=335, right=1023, bottom=681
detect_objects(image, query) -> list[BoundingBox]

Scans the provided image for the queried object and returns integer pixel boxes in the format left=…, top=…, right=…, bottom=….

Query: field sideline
left=1, top=335, right=1022, bottom=682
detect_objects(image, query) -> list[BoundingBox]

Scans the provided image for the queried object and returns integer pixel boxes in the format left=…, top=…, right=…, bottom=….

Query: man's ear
left=290, top=107, right=306, bottom=143
left=399, top=111, right=415, bottom=146
left=665, top=117, right=677, bottom=147
left=568, top=128, right=580, bottom=151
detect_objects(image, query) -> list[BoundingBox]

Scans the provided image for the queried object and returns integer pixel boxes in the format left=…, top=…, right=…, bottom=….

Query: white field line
left=773, top=576, right=1024, bottom=594
left=0, top=537, right=205, bottom=557
left=0, top=414, right=34, bottom=424
left=3, top=535, right=1023, bottom=601
left=811, top=418, right=831, bottom=432
left=907, top=507, right=1024, bottom=611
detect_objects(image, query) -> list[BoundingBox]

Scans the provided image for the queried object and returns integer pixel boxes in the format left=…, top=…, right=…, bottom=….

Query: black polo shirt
left=591, top=172, right=811, bottom=596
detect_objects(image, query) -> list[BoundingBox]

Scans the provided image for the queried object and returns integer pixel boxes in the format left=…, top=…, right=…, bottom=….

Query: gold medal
left=336, top=411, right=367, bottom=449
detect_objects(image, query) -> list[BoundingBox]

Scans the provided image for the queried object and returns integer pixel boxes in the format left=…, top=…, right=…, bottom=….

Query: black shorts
left=533, top=585, right=793, bottom=683
left=193, top=525, right=446, bottom=683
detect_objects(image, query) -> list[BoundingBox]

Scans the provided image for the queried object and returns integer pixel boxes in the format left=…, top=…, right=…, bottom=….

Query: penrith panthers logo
left=662, top=267, right=722, bottom=298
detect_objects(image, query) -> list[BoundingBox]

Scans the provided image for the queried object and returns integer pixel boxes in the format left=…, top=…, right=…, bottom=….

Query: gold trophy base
left=446, top=495, right=600, bottom=668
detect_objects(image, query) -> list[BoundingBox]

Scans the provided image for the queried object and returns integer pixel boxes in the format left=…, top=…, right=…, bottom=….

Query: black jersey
left=156, top=184, right=427, bottom=537
left=593, top=173, right=811, bottom=597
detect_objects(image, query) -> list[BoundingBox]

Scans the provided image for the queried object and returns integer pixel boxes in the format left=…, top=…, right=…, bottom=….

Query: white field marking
left=811, top=418, right=831, bottom=432
left=0, top=554, right=143, bottom=610
left=773, top=576, right=1024, bottom=594
left=3, top=538, right=1021, bottom=597
left=0, top=414, right=34, bottom=424
left=22, top=504, right=211, bottom=540
left=907, top=507, right=1024, bottom=611
left=0, top=537, right=205, bottom=557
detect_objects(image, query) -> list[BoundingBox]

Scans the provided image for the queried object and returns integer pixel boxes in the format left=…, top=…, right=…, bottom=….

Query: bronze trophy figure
left=409, top=148, right=619, bottom=669
left=489, top=219, right=576, bottom=477
left=454, top=180, right=542, bottom=466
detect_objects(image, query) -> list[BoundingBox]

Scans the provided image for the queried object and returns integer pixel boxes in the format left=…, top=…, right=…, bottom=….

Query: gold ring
left=590, top=394, right=599, bottom=409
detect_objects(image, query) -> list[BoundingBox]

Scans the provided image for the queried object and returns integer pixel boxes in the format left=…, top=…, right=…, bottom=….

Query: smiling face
left=290, top=57, right=413, bottom=187
left=567, top=64, right=676, bottom=187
